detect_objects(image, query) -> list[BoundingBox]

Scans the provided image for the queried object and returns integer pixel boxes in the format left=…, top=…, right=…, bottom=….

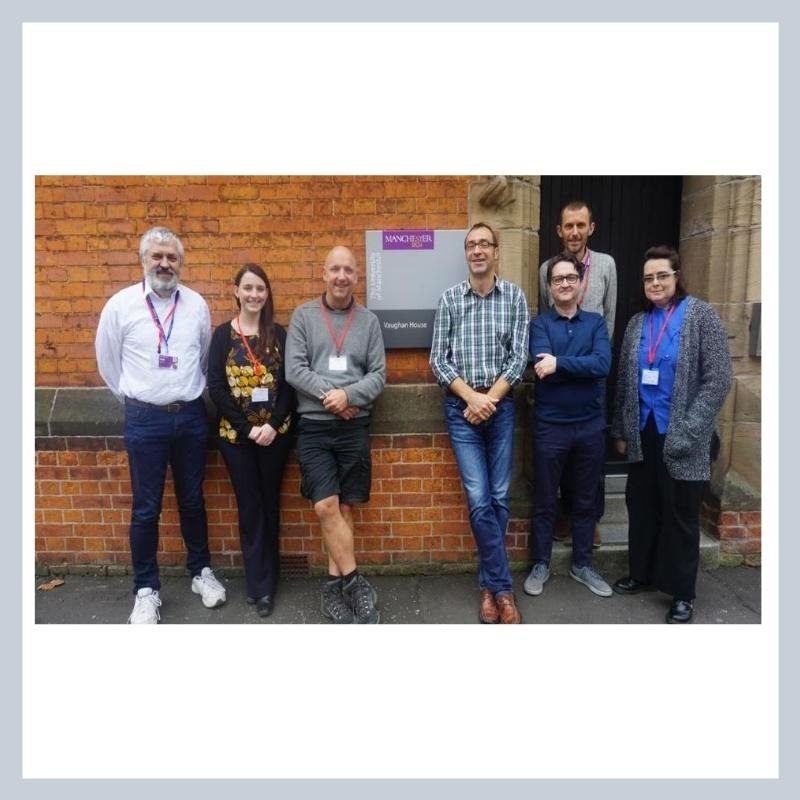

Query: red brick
left=721, top=539, right=762, bottom=555
left=392, top=463, right=432, bottom=479
left=718, top=525, right=747, bottom=541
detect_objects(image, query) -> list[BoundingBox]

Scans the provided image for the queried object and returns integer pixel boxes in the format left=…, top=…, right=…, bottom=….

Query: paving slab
left=34, top=566, right=761, bottom=625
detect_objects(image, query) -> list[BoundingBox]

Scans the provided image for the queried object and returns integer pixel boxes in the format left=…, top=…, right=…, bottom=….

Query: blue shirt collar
left=548, top=303, right=584, bottom=322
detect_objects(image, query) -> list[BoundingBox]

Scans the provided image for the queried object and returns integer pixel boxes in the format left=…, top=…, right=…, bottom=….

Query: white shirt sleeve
left=95, top=296, right=124, bottom=403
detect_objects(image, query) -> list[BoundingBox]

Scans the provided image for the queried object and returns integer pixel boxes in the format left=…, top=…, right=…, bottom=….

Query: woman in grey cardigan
left=610, top=245, right=732, bottom=623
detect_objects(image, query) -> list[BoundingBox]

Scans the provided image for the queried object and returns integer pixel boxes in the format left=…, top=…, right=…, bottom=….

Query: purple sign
left=382, top=229, right=435, bottom=250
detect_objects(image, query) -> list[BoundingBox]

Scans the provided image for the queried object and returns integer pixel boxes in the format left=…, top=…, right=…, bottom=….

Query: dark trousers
left=124, top=397, right=210, bottom=592
left=558, top=449, right=606, bottom=521
left=531, top=416, right=606, bottom=568
left=218, top=433, right=291, bottom=599
left=559, top=379, right=606, bottom=522
left=625, top=415, right=707, bottom=601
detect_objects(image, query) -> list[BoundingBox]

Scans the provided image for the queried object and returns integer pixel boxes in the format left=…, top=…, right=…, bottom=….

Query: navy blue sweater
left=530, top=306, right=611, bottom=423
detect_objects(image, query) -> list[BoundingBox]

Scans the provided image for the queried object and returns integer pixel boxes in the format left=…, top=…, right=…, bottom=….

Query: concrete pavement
left=34, top=565, right=761, bottom=624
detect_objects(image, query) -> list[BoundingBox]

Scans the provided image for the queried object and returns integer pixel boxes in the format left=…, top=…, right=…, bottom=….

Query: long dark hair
left=641, top=245, right=689, bottom=311
left=234, top=263, right=277, bottom=359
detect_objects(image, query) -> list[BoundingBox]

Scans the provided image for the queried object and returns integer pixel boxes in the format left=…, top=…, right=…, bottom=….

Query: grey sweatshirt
left=285, top=297, right=386, bottom=420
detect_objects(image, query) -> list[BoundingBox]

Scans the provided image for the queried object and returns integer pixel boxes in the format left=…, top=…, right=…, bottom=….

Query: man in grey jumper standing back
left=285, top=245, right=386, bottom=623
left=538, top=200, right=617, bottom=548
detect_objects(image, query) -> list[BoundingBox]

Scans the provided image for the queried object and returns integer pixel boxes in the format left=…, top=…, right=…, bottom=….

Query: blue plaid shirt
left=430, top=277, right=530, bottom=389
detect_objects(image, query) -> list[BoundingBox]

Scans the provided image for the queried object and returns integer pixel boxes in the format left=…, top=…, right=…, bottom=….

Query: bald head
left=322, top=245, right=358, bottom=309
left=325, top=245, right=357, bottom=269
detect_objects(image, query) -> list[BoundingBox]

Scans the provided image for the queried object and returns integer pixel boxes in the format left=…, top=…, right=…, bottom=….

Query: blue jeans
left=444, top=394, right=515, bottom=594
left=123, top=397, right=211, bottom=591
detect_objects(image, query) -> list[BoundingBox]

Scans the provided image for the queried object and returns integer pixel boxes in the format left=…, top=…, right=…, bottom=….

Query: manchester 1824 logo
left=382, top=229, right=435, bottom=250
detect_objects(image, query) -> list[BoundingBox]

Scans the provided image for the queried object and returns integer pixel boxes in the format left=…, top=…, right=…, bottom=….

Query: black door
left=538, top=176, right=683, bottom=469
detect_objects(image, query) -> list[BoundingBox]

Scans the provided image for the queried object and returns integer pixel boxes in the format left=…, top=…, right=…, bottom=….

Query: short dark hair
left=642, top=245, right=688, bottom=310
left=464, top=221, right=499, bottom=249
left=560, top=200, right=593, bottom=224
left=546, top=251, right=584, bottom=285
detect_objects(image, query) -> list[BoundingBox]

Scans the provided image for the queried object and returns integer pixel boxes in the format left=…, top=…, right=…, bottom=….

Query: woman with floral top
left=208, top=264, right=295, bottom=617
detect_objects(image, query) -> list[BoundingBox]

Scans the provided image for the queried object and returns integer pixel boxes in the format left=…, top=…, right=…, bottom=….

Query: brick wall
left=36, top=175, right=473, bottom=387
left=701, top=499, right=761, bottom=566
left=35, top=433, right=530, bottom=576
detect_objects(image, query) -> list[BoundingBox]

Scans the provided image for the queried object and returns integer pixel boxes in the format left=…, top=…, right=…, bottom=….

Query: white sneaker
left=128, top=588, right=161, bottom=624
left=191, top=567, right=227, bottom=608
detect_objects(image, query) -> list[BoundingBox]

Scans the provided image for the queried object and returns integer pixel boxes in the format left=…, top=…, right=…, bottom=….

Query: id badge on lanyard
left=642, top=304, right=676, bottom=388
left=146, top=290, right=180, bottom=369
left=320, top=297, right=355, bottom=374
left=641, top=368, right=659, bottom=386
left=158, top=354, right=178, bottom=370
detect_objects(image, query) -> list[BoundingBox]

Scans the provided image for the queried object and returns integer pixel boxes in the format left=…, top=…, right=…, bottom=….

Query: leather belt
left=447, top=386, right=492, bottom=397
left=125, top=397, right=193, bottom=413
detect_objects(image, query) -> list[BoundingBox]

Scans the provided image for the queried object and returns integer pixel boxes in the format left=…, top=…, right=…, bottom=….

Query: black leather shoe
left=666, top=598, right=694, bottom=624
left=613, top=576, right=655, bottom=595
left=256, top=595, right=273, bottom=617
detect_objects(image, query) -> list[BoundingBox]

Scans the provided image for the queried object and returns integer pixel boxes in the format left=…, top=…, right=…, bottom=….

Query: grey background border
left=5, top=1, right=792, bottom=797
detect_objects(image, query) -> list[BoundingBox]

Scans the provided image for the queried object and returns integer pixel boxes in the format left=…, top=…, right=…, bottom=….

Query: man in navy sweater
left=524, top=253, right=613, bottom=598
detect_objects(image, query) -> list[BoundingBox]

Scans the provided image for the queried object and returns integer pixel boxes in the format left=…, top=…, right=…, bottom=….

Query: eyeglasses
left=465, top=239, right=496, bottom=252
left=550, top=274, right=580, bottom=286
left=643, top=270, right=678, bottom=284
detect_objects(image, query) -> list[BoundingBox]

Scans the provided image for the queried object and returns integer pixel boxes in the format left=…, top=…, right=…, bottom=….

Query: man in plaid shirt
left=430, top=222, right=530, bottom=624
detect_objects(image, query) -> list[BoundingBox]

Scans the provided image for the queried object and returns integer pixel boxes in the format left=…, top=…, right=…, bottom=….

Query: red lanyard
left=647, top=303, right=677, bottom=366
left=577, top=249, right=592, bottom=307
left=144, top=290, right=179, bottom=354
left=319, top=297, right=356, bottom=356
left=235, top=317, right=262, bottom=372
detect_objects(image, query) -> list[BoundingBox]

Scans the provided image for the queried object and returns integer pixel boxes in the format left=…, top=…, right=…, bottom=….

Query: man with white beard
left=95, top=226, right=226, bottom=623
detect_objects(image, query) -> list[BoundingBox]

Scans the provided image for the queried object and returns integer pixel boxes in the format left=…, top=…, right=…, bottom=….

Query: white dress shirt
left=95, top=281, right=211, bottom=405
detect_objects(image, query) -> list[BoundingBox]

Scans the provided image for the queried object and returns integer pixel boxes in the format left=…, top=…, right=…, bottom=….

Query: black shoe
left=256, top=595, right=273, bottom=617
left=666, top=598, right=694, bottom=624
left=613, top=576, right=655, bottom=595
left=342, top=574, right=380, bottom=624
left=321, top=581, right=355, bottom=624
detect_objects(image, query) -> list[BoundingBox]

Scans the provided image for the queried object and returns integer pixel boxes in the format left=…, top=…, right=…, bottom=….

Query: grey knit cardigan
left=610, top=296, right=732, bottom=481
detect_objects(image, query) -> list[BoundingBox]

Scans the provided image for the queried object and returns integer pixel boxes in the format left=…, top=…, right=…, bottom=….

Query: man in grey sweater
left=538, top=200, right=617, bottom=547
left=285, top=245, right=386, bottom=624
